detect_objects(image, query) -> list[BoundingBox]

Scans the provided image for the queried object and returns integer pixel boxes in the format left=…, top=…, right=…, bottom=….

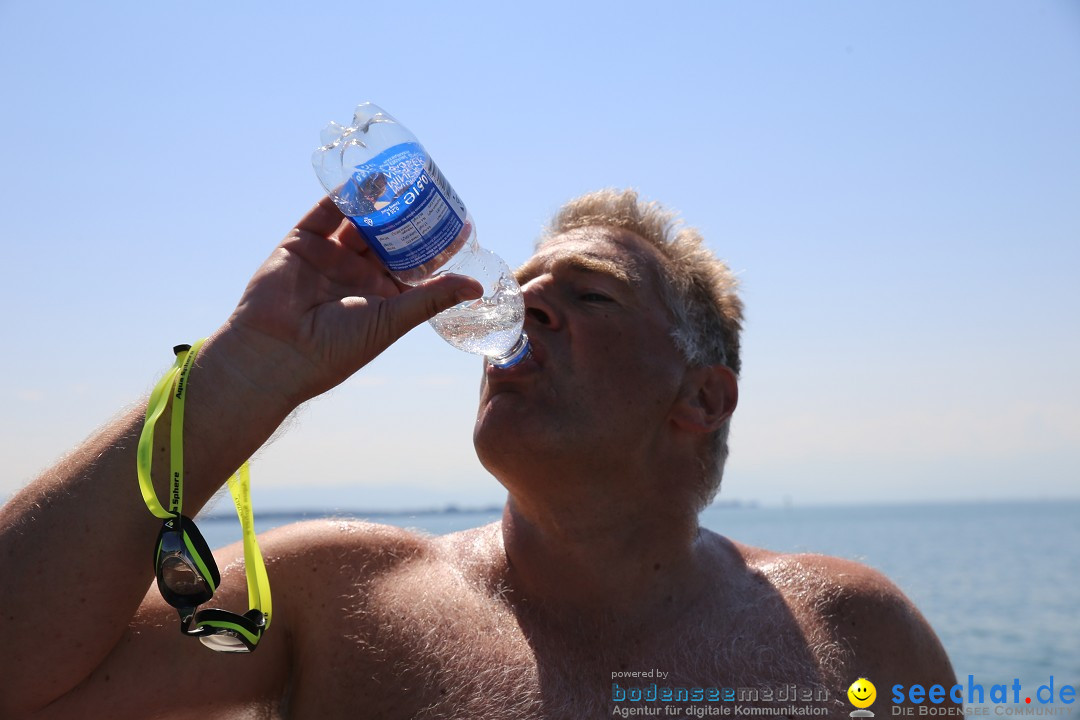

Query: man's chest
left=284, top=572, right=847, bottom=720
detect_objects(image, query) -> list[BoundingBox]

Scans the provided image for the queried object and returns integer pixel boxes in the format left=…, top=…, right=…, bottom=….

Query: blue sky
left=1, top=1, right=1077, bottom=511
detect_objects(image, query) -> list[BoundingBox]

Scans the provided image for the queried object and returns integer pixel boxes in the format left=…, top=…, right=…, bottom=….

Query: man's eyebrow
left=515, top=254, right=637, bottom=285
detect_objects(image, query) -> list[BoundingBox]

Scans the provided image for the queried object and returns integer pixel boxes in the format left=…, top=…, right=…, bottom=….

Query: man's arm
left=0, top=196, right=481, bottom=717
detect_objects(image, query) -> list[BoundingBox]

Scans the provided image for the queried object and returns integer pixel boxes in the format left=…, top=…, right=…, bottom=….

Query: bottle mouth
left=487, top=333, right=531, bottom=369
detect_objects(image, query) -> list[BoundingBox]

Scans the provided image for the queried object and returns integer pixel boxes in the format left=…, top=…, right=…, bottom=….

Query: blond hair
left=544, top=189, right=743, bottom=505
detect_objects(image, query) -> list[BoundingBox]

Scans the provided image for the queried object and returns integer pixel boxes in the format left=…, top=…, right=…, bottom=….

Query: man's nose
left=520, top=276, right=561, bottom=331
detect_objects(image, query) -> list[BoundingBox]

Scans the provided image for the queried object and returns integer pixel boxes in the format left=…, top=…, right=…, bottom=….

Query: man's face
left=473, top=226, right=690, bottom=483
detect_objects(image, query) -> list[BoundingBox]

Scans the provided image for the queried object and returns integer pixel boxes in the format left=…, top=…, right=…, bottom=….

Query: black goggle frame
left=154, top=515, right=266, bottom=653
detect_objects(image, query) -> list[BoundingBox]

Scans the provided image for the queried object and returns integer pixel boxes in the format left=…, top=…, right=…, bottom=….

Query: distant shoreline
left=194, top=496, right=1080, bottom=523
left=198, top=499, right=759, bottom=522
left=198, top=504, right=505, bottom=522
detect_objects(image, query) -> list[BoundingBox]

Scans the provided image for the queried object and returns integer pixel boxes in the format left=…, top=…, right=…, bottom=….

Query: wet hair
left=544, top=189, right=744, bottom=506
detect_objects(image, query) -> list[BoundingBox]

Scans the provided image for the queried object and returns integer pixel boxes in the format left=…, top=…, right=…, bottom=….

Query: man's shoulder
left=259, top=518, right=501, bottom=583
left=267, top=516, right=431, bottom=548
left=256, top=518, right=439, bottom=590
left=725, top=537, right=956, bottom=685
left=255, top=519, right=465, bottom=645
left=737, top=542, right=904, bottom=605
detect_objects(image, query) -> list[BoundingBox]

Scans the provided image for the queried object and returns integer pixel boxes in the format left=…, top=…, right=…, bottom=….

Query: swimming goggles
left=136, top=340, right=272, bottom=652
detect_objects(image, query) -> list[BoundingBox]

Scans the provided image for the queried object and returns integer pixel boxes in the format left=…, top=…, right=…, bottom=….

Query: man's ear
left=670, top=364, right=738, bottom=433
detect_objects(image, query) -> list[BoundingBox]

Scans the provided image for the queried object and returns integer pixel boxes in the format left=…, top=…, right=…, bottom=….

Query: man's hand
left=223, top=195, right=482, bottom=406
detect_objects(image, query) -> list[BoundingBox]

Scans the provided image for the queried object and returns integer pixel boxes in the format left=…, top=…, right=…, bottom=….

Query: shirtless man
left=0, top=189, right=956, bottom=718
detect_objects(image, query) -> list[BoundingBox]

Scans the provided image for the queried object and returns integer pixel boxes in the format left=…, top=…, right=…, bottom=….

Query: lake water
left=199, top=499, right=1080, bottom=699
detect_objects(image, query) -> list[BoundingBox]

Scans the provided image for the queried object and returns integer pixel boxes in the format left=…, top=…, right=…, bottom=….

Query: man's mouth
left=485, top=339, right=543, bottom=379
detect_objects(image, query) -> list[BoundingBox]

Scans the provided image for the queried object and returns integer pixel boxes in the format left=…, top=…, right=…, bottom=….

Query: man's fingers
left=386, top=275, right=484, bottom=336
left=334, top=216, right=371, bottom=254
left=294, top=195, right=347, bottom=238
left=300, top=197, right=372, bottom=256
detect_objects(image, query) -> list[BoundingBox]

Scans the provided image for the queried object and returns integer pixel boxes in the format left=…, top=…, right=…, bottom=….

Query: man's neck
left=497, top=488, right=710, bottom=632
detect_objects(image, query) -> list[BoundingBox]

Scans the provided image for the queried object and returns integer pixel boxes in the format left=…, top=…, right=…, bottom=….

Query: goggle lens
left=154, top=517, right=218, bottom=608
left=185, top=608, right=266, bottom=653
left=160, top=554, right=212, bottom=597
left=199, top=632, right=250, bottom=653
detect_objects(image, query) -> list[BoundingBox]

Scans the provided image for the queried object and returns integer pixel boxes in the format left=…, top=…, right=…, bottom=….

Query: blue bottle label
left=339, top=141, right=466, bottom=272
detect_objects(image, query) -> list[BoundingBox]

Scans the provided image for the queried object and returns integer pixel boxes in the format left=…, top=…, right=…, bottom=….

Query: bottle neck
left=487, top=333, right=532, bottom=368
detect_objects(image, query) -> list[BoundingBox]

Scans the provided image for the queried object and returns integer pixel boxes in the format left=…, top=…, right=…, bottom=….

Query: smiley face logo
left=848, top=678, right=877, bottom=709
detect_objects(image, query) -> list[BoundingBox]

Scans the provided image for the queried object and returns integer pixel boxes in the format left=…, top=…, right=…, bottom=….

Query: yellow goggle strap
left=168, top=338, right=204, bottom=515
left=137, top=339, right=271, bottom=632
left=228, top=462, right=272, bottom=629
left=136, top=341, right=204, bottom=519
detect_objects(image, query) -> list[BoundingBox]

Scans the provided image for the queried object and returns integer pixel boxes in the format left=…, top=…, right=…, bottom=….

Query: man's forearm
left=0, top=329, right=295, bottom=715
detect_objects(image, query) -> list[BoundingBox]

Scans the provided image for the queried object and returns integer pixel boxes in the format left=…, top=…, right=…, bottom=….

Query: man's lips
left=485, top=338, right=544, bottom=380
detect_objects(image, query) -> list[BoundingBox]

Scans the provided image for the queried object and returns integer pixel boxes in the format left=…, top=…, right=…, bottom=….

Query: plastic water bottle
left=312, top=103, right=531, bottom=368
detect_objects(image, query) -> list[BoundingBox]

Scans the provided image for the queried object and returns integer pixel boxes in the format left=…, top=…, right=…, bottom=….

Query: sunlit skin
left=0, top=198, right=960, bottom=719
left=848, top=678, right=877, bottom=708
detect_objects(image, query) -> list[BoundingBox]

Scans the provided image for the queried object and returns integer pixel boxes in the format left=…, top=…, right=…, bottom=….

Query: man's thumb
left=387, top=274, right=484, bottom=334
